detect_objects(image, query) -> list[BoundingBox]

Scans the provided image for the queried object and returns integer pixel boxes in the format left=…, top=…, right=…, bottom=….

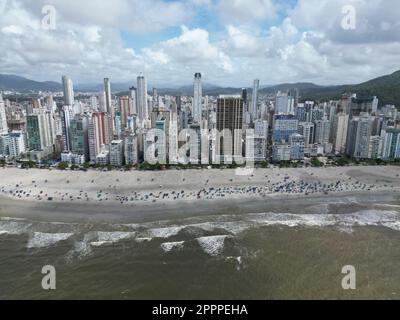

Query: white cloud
left=21, top=0, right=192, bottom=33
left=218, top=0, right=277, bottom=25
left=290, top=0, right=400, bottom=43
left=0, top=0, right=399, bottom=87
left=224, top=25, right=261, bottom=56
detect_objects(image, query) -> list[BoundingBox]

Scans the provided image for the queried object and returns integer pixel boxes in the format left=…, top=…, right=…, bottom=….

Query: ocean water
left=1, top=203, right=400, bottom=299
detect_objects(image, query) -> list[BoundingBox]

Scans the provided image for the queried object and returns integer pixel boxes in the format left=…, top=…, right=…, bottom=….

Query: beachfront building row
left=1, top=74, right=399, bottom=166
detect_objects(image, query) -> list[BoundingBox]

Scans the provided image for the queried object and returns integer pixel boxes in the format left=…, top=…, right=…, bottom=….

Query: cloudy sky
left=1, top=0, right=399, bottom=87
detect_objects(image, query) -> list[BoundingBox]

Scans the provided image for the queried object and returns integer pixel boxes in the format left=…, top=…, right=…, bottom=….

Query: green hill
left=301, top=70, right=400, bottom=107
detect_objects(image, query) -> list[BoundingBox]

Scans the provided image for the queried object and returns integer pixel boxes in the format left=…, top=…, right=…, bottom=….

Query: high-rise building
left=241, top=88, right=248, bottom=109
left=346, top=114, right=373, bottom=159
left=104, top=78, right=112, bottom=115
left=368, top=136, right=384, bottom=159
left=26, top=109, right=56, bottom=154
left=291, top=88, right=299, bottom=107
left=251, top=119, right=268, bottom=162
left=119, top=96, right=131, bottom=129
left=110, top=140, right=124, bottom=166
left=216, top=95, right=244, bottom=162
left=88, top=112, right=111, bottom=163
left=188, top=123, right=201, bottom=164
left=62, top=76, right=74, bottom=106
left=104, top=78, right=114, bottom=139
left=124, top=134, right=138, bottom=165
left=289, top=133, right=305, bottom=160
left=61, top=105, right=73, bottom=151
left=152, top=88, right=158, bottom=109
left=381, top=128, right=400, bottom=160
left=272, top=114, right=298, bottom=143
left=137, top=74, right=148, bottom=122
left=314, top=118, right=331, bottom=145
left=0, top=93, right=8, bottom=134
left=298, top=122, right=314, bottom=147
left=169, top=114, right=179, bottom=164
left=331, top=113, right=349, bottom=154
left=272, top=144, right=291, bottom=162
left=0, top=134, right=10, bottom=156
left=69, top=115, right=89, bottom=160
left=129, top=87, right=138, bottom=115
left=275, top=92, right=295, bottom=115
left=295, top=103, right=307, bottom=122
left=349, top=96, right=378, bottom=118
left=98, top=91, right=107, bottom=113
left=90, top=95, right=98, bottom=110
left=0, top=131, right=26, bottom=158
left=193, top=73, right=202, bottom=123
left=251, top=79, right=259, bottom=121
left=143, top=122, right=167, bottom=164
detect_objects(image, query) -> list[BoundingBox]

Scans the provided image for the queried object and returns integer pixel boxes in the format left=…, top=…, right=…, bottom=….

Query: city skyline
left=1, top=0, right=400, bottom=87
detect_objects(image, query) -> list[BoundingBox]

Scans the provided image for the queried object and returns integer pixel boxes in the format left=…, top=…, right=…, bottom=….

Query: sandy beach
left=0, top=165, right=399, bottom=222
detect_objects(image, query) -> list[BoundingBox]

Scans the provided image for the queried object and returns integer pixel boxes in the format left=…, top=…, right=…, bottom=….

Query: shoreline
left=0, top=165, right=399, bottom=223
left=1, top=190, right=400, bottom=224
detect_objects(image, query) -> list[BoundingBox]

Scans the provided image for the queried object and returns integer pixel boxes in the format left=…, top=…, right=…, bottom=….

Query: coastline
left=0, top=165, right=399, bottom=223
left=1, top=190, right=399, bottom=223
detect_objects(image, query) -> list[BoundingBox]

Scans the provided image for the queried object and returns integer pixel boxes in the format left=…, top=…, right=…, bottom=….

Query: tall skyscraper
left=110, top=140, right=124, bottom=166
left=0, top=93, right=8, bottom=134
left=62, top=76, right=74, bottom=106
left=331, top=113, right=349, bottom=154
left=193, top=73, right=202, bottom=123
left=289, top=133, right=305, bottom=160
left=88, top=112, right=111, bottom=163
left=124, top=134, right=138, bottom=165
left=128, top=86, right=137, bottom=115
left=104, top=78, right=112, bottom=115
left=216, top=95, right=244, bottom=162
left=152, top=88, right=158, bottom=109
left=368, top=135, right=384, bottom=159
left=137, top=75, right=148, bottom=121
left=298, top=122, right=315, bottom=147
left=26, top=109, right=56, bottom=153
left=69, top=115, right=89, bottom=160
left=119, top=96, right=131, bottom=129
left=103, top=78, right=115, bottom=144
left=98, top=91, right=107, bottom=113
left=382, top=128, right=400, bottom=160
left=272, top=114, right=298, bottom=143
left=252, top=119, right=268, bottom=162
left=276, top=91, right=295, bottom=115
left=61, top=105, right=73, bottom=151
left=346, top=114, right=373, bottom=159
left=349, top=96, right=379, bottom=118
left=314, top=118, right=331, bottom=145
left=251, top=79, right=259, bottom=121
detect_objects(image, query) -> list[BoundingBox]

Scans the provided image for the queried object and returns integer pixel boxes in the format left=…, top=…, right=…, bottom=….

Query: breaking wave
left=196, top=235, right=230, bottom=256
left=161, top=241, right=185, bottom=252
left=27, top=232, right=73, bottom=249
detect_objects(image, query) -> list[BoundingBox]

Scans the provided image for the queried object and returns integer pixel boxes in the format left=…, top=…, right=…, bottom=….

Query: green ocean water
left=1, top=205, right=400, bottom=300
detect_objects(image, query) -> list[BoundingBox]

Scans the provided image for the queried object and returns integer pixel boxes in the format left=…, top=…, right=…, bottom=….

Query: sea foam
left=147, top=226, right=185, bottom=238
left=196, top=235, right=230, bottom=256
left=90, top=231, right=136, bottom=246
left=27, top=232, right=73, bottom=249
left=161, top=241, right=185, bottom=252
